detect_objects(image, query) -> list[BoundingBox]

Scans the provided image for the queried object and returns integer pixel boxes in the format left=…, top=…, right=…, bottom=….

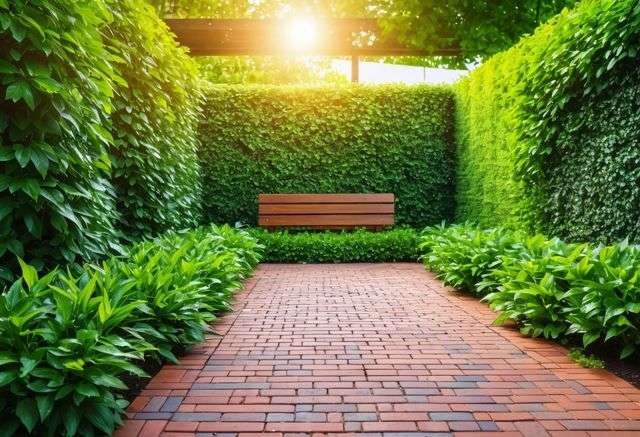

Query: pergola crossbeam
left=165, top=18, right=459, bottom=57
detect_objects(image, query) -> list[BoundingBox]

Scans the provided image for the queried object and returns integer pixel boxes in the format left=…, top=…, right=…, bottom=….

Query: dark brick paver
left=117, top=263, right=640, bottom=436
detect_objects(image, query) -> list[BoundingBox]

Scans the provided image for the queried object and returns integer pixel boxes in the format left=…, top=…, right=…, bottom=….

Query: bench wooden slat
left=259, top=203, right=394, bottom=215
left=259, top=193, right=394, bottom=204
left=259, top=214, right=394, bottom=227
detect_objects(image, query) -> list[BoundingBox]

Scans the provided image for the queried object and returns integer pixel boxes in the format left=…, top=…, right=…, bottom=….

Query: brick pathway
left=117, top=263, right=640, bottom=437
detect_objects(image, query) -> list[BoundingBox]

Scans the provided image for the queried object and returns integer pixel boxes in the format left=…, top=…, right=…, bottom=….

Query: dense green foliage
left=455, top=0, right=640, bottom=241
left=199, top=85, right=456, bottom=227
left=0, top=0, right=203, bottom=279
left=197, top=56, right=347, bottom=85
left=376, top=0, right=574, bottom=63
left=542, top=67, right=640, bottom=243
left=0, top=0, right=119, bottom=274
left=0, top=226, right=260, bottom=436
left=454, top=60, right=528, bottom=229
left=253, top=228, right=419, bottom=263
left=419, top=224, right=522, bottom=293
left=420, top=224, right=640, bottom=360
left=104, top=0, right=202, bottom=238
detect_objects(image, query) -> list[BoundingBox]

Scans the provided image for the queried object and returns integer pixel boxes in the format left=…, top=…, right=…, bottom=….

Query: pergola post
left=351, top=55, right=359, bottom=83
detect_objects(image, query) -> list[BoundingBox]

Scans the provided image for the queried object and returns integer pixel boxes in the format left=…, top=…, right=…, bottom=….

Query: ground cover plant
left=252, top=227, right=419, bottom=263
left=199, top=85, right=456, bottom=228
left=0, top=225, right=260, bottom=436
left=420, top=224, right=640, bottom=359
left=455, top=0, right=640, bottom=241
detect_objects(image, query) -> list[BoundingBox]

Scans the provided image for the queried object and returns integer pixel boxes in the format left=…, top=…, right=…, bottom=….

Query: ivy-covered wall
left=542, top=67, right=640, bottom=243
left=104, top=0, right=202, bottom=239
left=199, top=85, right=456, bottom=228
left=454, top=0, right=640, bottom=242
left=0, top=0, right=202, bottom=276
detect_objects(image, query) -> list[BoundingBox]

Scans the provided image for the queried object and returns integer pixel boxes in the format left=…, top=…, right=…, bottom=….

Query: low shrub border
left=251, top=228, right=420, bottom=263
left=420, top=224, right=640, bottom=360
left=0, top=225, right=261, bottom=436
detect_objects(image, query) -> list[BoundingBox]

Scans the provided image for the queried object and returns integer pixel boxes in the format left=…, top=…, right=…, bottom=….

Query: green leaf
left=33, top=76, right=62, bottom=94
left=0, top=59, right=17, bottom=74
left=0, top=370, right=18, bottom=387
left=21, top=179, right=41, bottom=200
left=30, top=149, right=49, bottom=177
left=19, top=356, right=38, bottom=377
left=63, top=406, right=79, bottom=437
left=75, top=382, right=99, bottom=397
left=582, top=332, right=600, bottom=348
left=6, top=81, right=35, bottom=110
left=85, top=403, right=115, bottom=435
left=16, top=398, right=39, bottom=432
left=620, top=345, right=635, bottom=359
left=0, top=352, right=18, bottom=366
left=89, top=372, right=127, bottom=390
left=18, top=258, right=37, bottom=290
left=14, top=147, right=31, bottom=168
left=36, top=395, right=54, bottom=421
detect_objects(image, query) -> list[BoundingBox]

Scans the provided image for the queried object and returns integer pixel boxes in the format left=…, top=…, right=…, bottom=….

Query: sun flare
left=288, top=18, right=318, bottom=51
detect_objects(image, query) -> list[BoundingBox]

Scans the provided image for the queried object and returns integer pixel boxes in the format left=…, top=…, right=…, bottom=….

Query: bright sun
left=288, top=18, right=318, bottom=51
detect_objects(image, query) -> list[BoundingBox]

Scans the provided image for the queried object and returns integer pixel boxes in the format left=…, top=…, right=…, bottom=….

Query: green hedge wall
left=104, top=0, right=202, bottom=238
left=542, top=66, right=640, bottom=243
left=455, top=0, right=640, bottom=241
left=0, top=0, right=202, bottom=276
left=0, top=0, right=119, bottom=275
left=454, top=57, right=527, bottom=230
left=199, top=85, right=456, bottom=228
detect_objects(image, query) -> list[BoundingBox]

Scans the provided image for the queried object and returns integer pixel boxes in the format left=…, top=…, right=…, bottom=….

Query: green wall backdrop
left=199, top=85, right=457, bottom=228
left=454, top=0, right=640, bottom=242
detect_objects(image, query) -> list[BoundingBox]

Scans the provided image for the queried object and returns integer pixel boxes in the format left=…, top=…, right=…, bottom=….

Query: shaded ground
left=116, top=263, right=640, bottom=437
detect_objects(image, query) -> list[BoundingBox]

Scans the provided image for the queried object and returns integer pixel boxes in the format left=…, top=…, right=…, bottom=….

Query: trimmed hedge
left=455, top=0, right=640, bottom=240
left=0, top=0, right=119, bottom=274
left=104, top=0, right=202, bottom=238
left=252, top=228, right=420, bottom=263
left=0, top=225, right=260, bottom=436
left=0, top=0, right=203, bottom=278
left=199, top=85, right=456, bottom=228
left=543, top=67, right=640, bottom=243
left=420, top=224, right=640, bottom=359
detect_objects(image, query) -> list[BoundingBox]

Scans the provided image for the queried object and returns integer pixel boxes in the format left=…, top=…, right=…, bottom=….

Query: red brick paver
left=117, top=263, right=640, bottom=437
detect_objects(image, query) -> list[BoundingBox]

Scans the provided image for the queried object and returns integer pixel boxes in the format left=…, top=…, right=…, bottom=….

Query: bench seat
left=258, top=193, right=395, bottom=230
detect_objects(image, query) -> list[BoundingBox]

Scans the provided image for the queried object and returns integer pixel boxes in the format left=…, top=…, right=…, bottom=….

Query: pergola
left=165, top=18, right=460, bottom=82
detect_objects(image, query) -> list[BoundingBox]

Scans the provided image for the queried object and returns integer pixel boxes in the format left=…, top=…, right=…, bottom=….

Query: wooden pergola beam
left=165, top=18, right=460, bottom=57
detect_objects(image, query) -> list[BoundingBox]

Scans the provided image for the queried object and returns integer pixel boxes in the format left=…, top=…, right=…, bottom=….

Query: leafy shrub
left=455, top=0, right=640, bottom=240
left=110, top=226, right=260, bottom=362
left=252, top=228, right=419, bottom=263
left=419, top=224, right=640, bottom=359
left=0, top=0, right=119, bottom=274
left=0, top=226, right=260, bottom=436
left=481, top=237, right=588, bottom=340
left=420, top=224, right=520, bottom=293
left=199, top=85, right=456, bottom=228
left=103, top=0, right=202, bottom=238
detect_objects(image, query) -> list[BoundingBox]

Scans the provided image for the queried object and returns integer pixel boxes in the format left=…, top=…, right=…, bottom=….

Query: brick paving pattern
left=117, top=263, right=640, bottom=437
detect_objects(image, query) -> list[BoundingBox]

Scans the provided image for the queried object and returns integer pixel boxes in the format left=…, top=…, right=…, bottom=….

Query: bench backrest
left=258, top=193, right=395, bottom=229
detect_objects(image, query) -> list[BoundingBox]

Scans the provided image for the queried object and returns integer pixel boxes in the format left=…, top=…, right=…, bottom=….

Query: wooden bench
left=258, top=193, right=395, bottom=230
